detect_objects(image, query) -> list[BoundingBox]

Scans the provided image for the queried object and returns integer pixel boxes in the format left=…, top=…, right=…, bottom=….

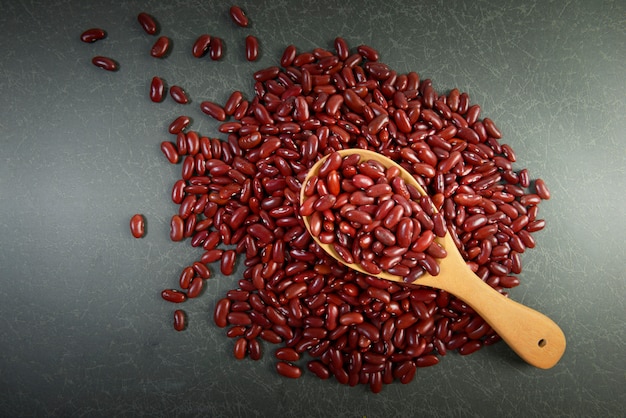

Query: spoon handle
left=447, top=273, right=566, bottom=369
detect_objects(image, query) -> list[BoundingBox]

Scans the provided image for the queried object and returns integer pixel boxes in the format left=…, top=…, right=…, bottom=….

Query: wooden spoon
left=300, top=149, right=566, bottom=369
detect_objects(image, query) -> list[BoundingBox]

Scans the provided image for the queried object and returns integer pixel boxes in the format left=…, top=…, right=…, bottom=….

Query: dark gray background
left=0, top=0, right=624, bottom=417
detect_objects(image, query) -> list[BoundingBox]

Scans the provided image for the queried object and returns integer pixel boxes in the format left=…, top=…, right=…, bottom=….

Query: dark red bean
left=229, top=6, right=249, bottom=27
left=80, top=28, right=106, bottom=43
left=91, top=56, right=118, bottom=72
left=221, top=250, right=236, bottom=275
left=170, top=215, right=184, bottom=241
left=161, top=289, right=186, bottom=303
left=275, top=347, right=300, bottom=362
left=150, top=36, right=171, bottom=58
left=150, top=76, right=166, bottom=102
left=357, top=44, right=379, bottom=61
left=137, top=12, right=158, bottom=35
left=234, top=337, right=247, bottom=359
left=192, top=34, right=211, bottom=58
left=200, top=101, right=226, bottom=121
left=129, top=214, right=145, bottom=238
left=483, top=117, right=502, bottom=139
left=170, top=86, right=189, bottom=104
left=209, top=37, right=223, bottom=60
left=214, top=298, right=231, bottom=328
left=276, top=361, right=302, bottom=379
left=534, top=178, right=551, bottom=200
left=187, top=277, right=204, bottom=299
left=168, top=115, right=190, bottom=134
left=245, top=35, right=259, bottom=61
left=173, top=309, right=186, bottom=331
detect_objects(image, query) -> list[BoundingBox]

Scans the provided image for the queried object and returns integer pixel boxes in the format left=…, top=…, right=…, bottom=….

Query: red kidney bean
left=276, top=361, right=301, bottom=379
left=137, top=12, right=158, bottom=35
left=161, top=289, right=186, bottom=303
left=209, top=37, right=223, bottom=60
left=245, top=35, right=259, bottom=61
left=534, top=178, right=551, bottom=200
left=192, top=34, right=212, bottom=58
left=150, top=36, right=171, bottom=58
left=221, top=250, right=236, bottom=275
left=169, top=86, right=189, bottom=104
left=178, top=266, right=194, bottom=290
left=173, top=309, right=186, bottom=331
left=357, top=45, right=379, bottom=61
left=187, top=277, right=204, bottom=298
left=150, top=76, right=166, bottom=102
left=214, top=298, right=231, bottom=328
left=130, top=214, right=145, bottom=238
left=91, top=56, right=118, bottom=72
left=168, top=115, right=190, bottom=134
left=233, top=337, right=247, bottom=359
left=170, top=215, right=184, bottom=241
left=229, top=6, right=249, bottom=27
left=200, top=101, right=226, bottom=121
left=80, top=28, right=106, bottom=43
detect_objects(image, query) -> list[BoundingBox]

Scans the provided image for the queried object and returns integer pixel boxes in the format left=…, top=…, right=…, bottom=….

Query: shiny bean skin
left=200, top=101, right=226, bottom=121
left=150, top=76, right=166, bottom=102
left=161, top=289, right=186, bottom=303
left=173, top=309, right=186, bottom=331
left=150, top=36, right=171, bottom=58
left=209, top=37, right=223, bottom=60
left=91, top=56, right=118, bottom=72
left=137, top=12, right=158, bottom=35
left=80, top=28, right=106, bottom=43
left=534, top=178, right=551, bottom=200
left=221, top=250, right=236, bottom=275
left=168, top=115, right=190, bottom=134
left=170, top=215, right=184, bottom=241
left=276, top=361, right=302, bottom=379
left=170, top=86, right=189, bottom=104
left=130, top=214, right=145, bottom=238
left=229, top=6, right=249, bottom=27
left=192, top=34, right=212, bottom=58
left=245, top=35, right=259, bottom=61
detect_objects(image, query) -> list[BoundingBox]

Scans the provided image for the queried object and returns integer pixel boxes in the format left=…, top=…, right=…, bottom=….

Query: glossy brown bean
left=534, top=178, right=551, bottom=200
left=150, top=36, right=171, bottom=58
left=229, top=6, right=249, bottom=27
left=200, top=101, right=226, bottom=121
left=169, top=86, right=189, bottom=104
left=91, top=56, right=118, bottom=72
left=187, top=277, right=204, bottom=298
left=130, top=214, right=145, bottom=238
left=221, top=250, right=236, bottom=275
left=150, top=76, right=166, bottom=102
left=192, top=34, right=211, bottom=58
left=161, top=289, right=186, bottom=303
left=245, top=35, right=259, bottom=61
left=137, top=12, right=158, bottom=35
left=214, top=298, right=231, bottom=328
left=80, top=28, right=106, bottom=43
left=209, top=37, right=223, bottom=60
left=168, top=115, right=190, bottom=134
left=276, top=361, right=302, bottom=379
left=170, top=215, right=184, bottom=241
left=173, top=309, right=186, bottom=331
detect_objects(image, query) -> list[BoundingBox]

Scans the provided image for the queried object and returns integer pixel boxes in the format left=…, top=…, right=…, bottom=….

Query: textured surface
left=0, top=0, right=624, bottom=416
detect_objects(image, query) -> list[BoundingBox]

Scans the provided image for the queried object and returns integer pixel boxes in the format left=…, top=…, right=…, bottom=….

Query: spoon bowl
left=301, top=149, right=566, bottom=369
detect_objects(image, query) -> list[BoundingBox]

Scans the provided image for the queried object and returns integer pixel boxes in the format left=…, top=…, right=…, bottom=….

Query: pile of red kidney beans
left=84, top=7, right=551, bottom=393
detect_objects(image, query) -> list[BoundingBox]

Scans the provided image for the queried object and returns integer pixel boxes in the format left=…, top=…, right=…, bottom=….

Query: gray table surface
left=1, top=0, right=624, bottom=417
